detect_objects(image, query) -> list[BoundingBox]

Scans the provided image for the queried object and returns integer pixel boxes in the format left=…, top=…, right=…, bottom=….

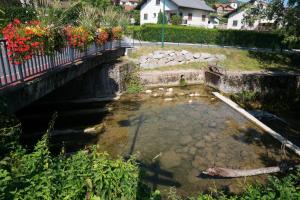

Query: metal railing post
left=50, top=55, right=55, bottom=69
left=18, top=64, right=24, bottom=82
left=70, top=47, right=75, bottom=64
left=95, top=42, right=98, bottom=55
left=84, top=46, right=88, bottom=58
left=109, top=40, right=112, bottom=50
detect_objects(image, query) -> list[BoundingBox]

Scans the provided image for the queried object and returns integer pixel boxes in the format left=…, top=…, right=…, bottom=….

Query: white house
left=138, top=0, right=215, bottom=27
left=226, top=0, right=274, bottom=30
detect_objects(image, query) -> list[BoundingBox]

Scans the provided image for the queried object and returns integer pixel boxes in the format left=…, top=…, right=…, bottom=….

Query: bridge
left=0, top=39, right=126, bottom=113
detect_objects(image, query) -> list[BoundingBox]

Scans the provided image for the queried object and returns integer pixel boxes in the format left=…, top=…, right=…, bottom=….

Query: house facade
left=226, top=0, right=274, bottom=30
left=139, top=0, right=215, bottom=27
left=214, top=4, right=235, bottom=15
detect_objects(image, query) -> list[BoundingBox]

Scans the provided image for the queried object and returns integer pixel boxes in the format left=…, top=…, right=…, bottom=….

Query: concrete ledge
left=141, top=69, right=204, bottom=87
left=0, top=48, right=125, bottom=113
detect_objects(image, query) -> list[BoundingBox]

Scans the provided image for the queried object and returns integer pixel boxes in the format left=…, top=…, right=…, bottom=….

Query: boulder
left=181, top=50, right=189, bottom=55
left=215, top=54, right=227, bottom=60
left=201, top=53, right=212, bottom=59
left=193, top=53, right=201, bottom=59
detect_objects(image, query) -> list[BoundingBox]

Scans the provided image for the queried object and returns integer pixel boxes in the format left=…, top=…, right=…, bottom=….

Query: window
left=188, top=13, right=192, bottom=20
left=144, top=13, right=148, bottom=20
left=156, top=0, right=160, bottom=5
left=153, top=13, right=157, bottom=18
left=179, top=12, right=183, bottom=17
left=202, top=15, right=206, bottom=22
left=233, top=20, right=238, bottom=27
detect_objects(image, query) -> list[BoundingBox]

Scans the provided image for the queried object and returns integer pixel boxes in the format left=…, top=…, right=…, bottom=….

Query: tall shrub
left=130, top=24, right=287, bottom=49
left=157, top=10, right=167, bottom=24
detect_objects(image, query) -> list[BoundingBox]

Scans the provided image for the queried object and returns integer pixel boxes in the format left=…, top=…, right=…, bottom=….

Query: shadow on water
left=125, top=114, right=181, bottom=194
left=232, top=127, right=299, bottom=167
left=15, top=61, right=123, bottom=154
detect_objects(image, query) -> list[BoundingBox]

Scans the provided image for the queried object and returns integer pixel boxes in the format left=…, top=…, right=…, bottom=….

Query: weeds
left=125, top=64, right=143, bottom=94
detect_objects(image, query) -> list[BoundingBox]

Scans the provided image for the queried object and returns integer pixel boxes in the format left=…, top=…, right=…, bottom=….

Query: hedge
left=128, top=25, right=287, bottom=49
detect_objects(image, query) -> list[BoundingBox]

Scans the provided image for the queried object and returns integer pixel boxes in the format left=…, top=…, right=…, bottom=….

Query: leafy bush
left=170, top=15, right=182, bottom=25
left=0, top=134, right=140, bottom=200
left=128, top=25, right=290, bottom=49
left=128, top=10, right=140, bottom=25
left=0, top=6, right=36, bottom=30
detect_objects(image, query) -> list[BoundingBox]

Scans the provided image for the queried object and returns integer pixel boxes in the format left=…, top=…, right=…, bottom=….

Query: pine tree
left=157, top=10, right=167, bottom=24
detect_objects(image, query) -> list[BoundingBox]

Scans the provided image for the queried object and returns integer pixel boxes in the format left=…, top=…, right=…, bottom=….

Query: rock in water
left=160, top=151, right=182, bottom=168
left=164, top=98, right=173, bottom=101
left=145, top=90, right=152, bottom=94
left=167, top=88, right=174, bottom=92
left=84, top=123, right=105, bottom=135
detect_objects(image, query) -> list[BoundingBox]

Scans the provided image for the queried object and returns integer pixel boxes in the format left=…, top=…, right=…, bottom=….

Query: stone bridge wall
left=0, top=48, right=125, bottom=113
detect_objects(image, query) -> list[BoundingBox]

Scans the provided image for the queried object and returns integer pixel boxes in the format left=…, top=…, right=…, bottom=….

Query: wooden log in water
left=202, top=165, right=299, bottom=178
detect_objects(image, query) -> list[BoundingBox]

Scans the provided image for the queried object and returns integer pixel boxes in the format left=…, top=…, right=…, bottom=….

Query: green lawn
left=128, top=46, right=300, bottom=72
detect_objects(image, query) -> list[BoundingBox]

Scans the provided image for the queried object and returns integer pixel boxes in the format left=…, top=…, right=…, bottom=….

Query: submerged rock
left=152, top=93, right=159, bottom=97
left=165, top=91, right=174, bottom=97
left=180, top=135, right=193, bottom=145
left=84, top=123, right=105, bottom=135
left=192, top=155, right=205, bottom=168
left=160, top=151, right=182, bottom=168
left=164, top=98, right=173, bottom=101
left=187, top=169, right=200, bottom=183
left=167, top=88, right=174, bottom=92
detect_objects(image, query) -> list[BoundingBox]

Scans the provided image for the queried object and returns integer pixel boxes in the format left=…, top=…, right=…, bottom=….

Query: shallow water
left=17, top=85, right=299, bottom=197
left=96, top=86, right=298, bottom=197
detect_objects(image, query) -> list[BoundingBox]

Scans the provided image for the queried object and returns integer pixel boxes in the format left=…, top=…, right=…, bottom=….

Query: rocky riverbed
left=95, top=85, right=298, bottom=197
left=139, top=50, right=226, bottom=68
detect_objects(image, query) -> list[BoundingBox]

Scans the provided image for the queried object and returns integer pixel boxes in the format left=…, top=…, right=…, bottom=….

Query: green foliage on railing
left=128, top=25, right=293, bottom=49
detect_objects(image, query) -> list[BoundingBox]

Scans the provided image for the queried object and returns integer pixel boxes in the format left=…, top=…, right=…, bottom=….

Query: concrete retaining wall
left=42, top=61, right=134, bottom=102
left=205, top=71, right=300, bottom=94
left=140, top=69, right=204, bottom=87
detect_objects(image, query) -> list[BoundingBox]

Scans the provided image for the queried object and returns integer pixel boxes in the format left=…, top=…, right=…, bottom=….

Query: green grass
left=128, top=46, right=300, bottom=72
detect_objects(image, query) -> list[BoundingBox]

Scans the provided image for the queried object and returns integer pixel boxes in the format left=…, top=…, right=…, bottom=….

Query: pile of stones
left=139, top=50, right=226, bottom=68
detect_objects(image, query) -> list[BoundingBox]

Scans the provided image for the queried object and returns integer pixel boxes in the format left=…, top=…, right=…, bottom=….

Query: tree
left=267, top=0, right=300, bottom=47
left=128, top=10, right=140, bottom=25
left=157, top=10, right=167, bottom=24
left=245, top=0, right=300, bottom=48
left=204, top=0, right=218, bottom=7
